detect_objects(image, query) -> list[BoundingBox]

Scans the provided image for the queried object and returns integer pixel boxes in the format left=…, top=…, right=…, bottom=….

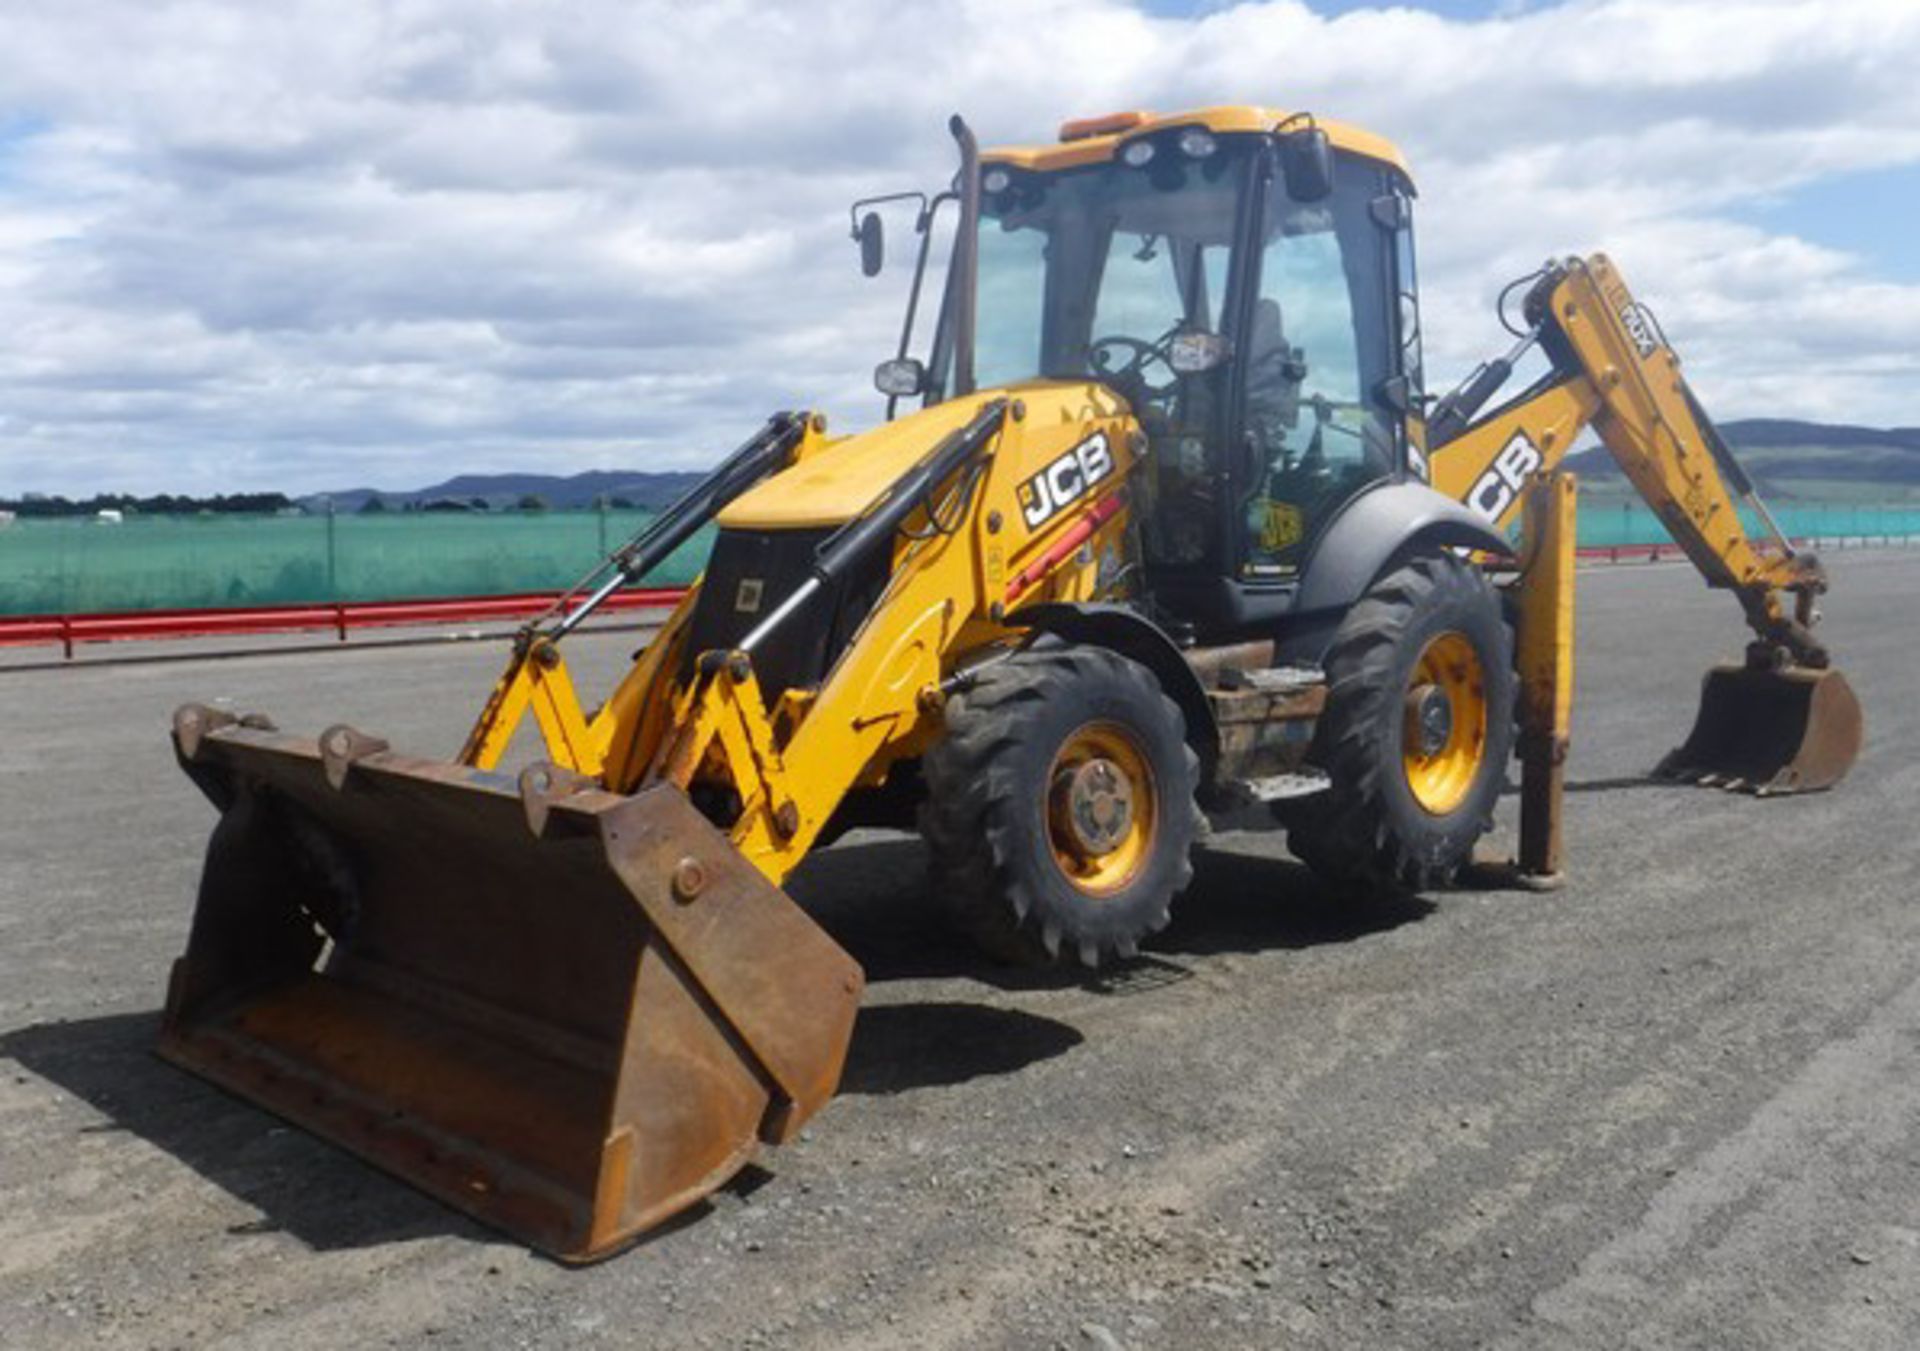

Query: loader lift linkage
left=159, top=105, right=1862, bottom=1260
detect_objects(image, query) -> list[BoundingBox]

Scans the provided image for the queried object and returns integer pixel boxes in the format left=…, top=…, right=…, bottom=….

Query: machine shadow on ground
left=0, top=1012, right=481, bottom=1255
left=0, top=1001, right=1090, bottom=1260
left=0, top=833, right=1431, bottom=1260
left=790, top=831, right=1435, bottom=987
left=838, top=1002, right=1087, bottom=1096
left=1498, top=771, right=1685, bottom=797
left=800, top=832, right=1436, bottom=1105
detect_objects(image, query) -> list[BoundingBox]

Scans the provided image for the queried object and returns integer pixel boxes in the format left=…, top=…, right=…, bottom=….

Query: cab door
left=1232, top=150, right=1412, bottom=581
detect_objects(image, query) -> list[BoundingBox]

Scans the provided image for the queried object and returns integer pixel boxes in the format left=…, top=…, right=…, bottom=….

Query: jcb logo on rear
left=1621, top=303, right=1659, bottom=358
left=1467, top=431, right=1542, bottom=523
left=1018, top=431, right=1115, bottom=531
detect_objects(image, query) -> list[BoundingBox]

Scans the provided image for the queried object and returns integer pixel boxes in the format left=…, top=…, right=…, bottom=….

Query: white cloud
left=1, top=0, right=1919, bottom=494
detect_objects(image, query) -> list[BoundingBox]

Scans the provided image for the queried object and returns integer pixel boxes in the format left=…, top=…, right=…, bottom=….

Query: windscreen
left=970, top=145, right=1251, bottom=392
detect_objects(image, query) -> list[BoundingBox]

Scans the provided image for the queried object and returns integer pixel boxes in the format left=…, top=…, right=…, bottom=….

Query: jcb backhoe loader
left=160, top=106, right=1862, bottom=1261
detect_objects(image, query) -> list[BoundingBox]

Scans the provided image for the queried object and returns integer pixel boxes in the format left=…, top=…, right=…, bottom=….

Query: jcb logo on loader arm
left=1467, top=431, right=1543, bottom=523
left=1018, top=431, right=1115, bottom=531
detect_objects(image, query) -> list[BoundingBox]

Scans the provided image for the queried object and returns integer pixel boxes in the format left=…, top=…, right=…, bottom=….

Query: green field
left=2, top=498, right=1916, bottom=617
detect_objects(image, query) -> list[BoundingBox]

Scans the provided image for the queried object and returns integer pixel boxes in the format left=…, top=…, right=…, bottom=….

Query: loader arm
left=456, top=410, right=822, bottom=778
left=621, top=390, right=1140, bottom=885
left=1428, top=254, right=1828, bottom=668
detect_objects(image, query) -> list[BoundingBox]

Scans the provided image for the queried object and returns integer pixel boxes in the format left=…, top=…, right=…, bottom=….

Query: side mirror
left=1279, top=126, right=1334, bottom=203
left=874, top=356, right=927, bottom=397
left=857, top=211, right=885, bottom=277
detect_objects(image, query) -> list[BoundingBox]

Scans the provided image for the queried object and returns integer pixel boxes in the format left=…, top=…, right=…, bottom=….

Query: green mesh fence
left=0, top=509, right=713, bottom=616
left=1578, top=500, right=1920, bottom=548
left=1, top=500, right=1915, bottom=617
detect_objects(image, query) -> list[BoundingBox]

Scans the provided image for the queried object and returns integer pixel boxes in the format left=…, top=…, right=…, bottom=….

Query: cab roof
left=981, top=105, right=1412, bottom=182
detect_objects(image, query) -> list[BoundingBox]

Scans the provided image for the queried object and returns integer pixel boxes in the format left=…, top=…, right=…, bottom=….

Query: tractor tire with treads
left=1286, top=552, right=1514, bottom=895
left=920, top=647, right=1202, bottom=968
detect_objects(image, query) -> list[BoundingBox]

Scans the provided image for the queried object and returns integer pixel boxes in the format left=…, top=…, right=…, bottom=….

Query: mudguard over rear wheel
left=920, top=648, right=1202, bottom=968
left=1286, top=553, right=1515, bottom=895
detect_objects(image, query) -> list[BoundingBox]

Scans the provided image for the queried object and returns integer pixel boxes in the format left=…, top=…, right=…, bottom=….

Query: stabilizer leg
left=1515, top=472, right=1577, bottom=886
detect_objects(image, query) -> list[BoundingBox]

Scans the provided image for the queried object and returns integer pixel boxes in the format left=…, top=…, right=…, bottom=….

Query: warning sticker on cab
left=1255, top=499, right=1305, bottom=553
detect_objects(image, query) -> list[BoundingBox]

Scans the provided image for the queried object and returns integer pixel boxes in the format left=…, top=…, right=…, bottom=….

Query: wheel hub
left=1405, top=683, right=1454, bottom=758
left=1053, top=757, right=1135, bottom=858
left=1401, top=630, right=1490, bottom=816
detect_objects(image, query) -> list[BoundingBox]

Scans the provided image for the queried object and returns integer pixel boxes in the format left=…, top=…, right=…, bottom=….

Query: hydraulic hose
left=545, top=412, right=806, bottom=639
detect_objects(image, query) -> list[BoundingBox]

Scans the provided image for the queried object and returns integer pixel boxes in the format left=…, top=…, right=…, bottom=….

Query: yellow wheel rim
left=1046, top=721, right=1157, bottom=896
left=1402, top=631, right=1489, bottom=816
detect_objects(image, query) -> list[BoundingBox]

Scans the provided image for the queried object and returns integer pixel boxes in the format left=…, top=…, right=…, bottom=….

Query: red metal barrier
left=0, top=533, right=1857, bottom=661
left=1572, top=536, right=1817, bottom=565
left=0, top=588, right=687, bottom=659
left=1575, top=544, right=1671, bottom=563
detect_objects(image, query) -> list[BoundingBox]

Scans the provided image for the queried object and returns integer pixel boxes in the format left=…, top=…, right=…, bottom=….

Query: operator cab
left=899, top=108, right=1425, bottom=639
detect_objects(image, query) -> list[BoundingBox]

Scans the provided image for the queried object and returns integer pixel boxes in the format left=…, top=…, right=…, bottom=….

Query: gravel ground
left=1, top=551, right=1916, bottom=1350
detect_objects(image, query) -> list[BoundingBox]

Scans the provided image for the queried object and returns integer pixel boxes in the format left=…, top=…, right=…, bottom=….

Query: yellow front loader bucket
left=1655, top=664, right=1864, bottom=795
left=160, top=704, right=863, bottom=1263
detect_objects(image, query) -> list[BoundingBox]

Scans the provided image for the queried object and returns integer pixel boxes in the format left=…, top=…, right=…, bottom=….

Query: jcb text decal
left=1018, top=431, right=1115, bottom=530
left=1467, top=431, right=1543, bottom=522
left=1620, top=303, right=1659, bottom=359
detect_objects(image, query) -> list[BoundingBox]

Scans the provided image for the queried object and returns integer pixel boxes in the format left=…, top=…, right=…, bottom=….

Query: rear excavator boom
left=156, top=108, right=1862, bottom=1263
left=1426, top=255, right=1861, bottom=826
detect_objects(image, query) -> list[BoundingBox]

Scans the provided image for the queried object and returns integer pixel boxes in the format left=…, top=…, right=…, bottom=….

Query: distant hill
left=298, top=415, right=1920, bottom=513
left=1714, top=418, right=1920, bottom=451
left=1568, top=418, right=1920, bottom=498
left=303, top=469, right=705, bottom=513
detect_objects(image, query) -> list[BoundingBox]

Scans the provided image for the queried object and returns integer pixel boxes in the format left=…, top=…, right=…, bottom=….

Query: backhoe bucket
left=160, top=704, right=864, bottom=1263
left=1655, top=664, right=1863, bottom=794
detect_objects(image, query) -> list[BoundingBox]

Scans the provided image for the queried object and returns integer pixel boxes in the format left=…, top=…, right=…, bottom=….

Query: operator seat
left=1243, top=298, right=1303, bottom=451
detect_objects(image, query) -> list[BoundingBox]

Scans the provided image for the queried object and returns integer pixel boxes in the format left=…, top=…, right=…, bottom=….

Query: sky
left=2, top=0, right=1919, bottom=495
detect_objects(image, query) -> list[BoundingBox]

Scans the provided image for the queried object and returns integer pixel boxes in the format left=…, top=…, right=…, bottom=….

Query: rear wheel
left=1287, top=552, right=1514, bottom=894
left=920, top=647, right=1202, bottom=968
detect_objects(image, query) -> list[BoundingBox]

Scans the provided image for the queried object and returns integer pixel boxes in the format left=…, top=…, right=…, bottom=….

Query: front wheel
left=920, top=647, right=1202, bottom=968
left=1286, top=553, right=1515, bottom=895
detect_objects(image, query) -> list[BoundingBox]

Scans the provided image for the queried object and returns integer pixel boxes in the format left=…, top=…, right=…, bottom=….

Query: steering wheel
left=1088, top=331, right=1179, bottom=401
